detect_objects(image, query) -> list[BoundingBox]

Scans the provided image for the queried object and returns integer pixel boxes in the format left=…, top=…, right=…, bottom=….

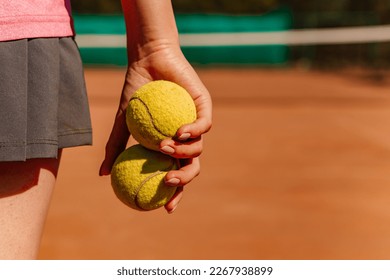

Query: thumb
left=99, top=109, right=129, bottom=176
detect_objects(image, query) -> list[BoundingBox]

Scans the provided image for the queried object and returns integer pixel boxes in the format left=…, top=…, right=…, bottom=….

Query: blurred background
left=39, top=1, right=390, bottom=259
left=71, top=0, right=390, bottom=69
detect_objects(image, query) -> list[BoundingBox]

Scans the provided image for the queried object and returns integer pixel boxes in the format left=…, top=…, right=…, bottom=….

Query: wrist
left=122, top=0, right=180, bottom=61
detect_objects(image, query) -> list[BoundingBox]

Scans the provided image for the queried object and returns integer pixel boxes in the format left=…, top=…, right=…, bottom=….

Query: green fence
left=73, top=7, right=292, bottom=66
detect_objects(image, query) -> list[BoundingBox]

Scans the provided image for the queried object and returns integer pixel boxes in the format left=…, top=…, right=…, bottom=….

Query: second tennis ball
left=111, top=144, right=178, bottom=211
left=126, top=80, right=197, bottom=151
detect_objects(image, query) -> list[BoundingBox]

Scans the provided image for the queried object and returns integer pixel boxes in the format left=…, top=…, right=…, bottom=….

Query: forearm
left=121, top=0, right=180, bottom=61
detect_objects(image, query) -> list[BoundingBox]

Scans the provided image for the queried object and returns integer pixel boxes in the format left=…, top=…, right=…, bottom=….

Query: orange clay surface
left=39, top=68, right=390, bottom=259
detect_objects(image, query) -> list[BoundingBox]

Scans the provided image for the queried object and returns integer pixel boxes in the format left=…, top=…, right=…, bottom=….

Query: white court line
left=75, top=24, right=390, bottom=48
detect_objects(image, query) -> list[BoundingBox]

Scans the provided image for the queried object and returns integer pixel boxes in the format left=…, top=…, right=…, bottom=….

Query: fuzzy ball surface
left=126, top=80, right=197, bottom=151
left=111, top=144, right=178, bottom=211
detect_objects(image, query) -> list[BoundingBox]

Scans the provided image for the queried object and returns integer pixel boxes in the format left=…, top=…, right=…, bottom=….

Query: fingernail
left=166, top=177, right=180, bottom=186
left=161, top=146, right=175, bottom=155
left=178, top=132, right=191, bottom=141
left=168, top=205, right=178, bottom=214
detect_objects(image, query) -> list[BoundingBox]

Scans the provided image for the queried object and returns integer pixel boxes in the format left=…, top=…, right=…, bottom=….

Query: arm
left=99, top=0, right=212, bottom=214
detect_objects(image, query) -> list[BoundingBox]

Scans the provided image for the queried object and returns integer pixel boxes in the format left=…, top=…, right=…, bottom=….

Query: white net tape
left=76, top=25, right=390, bottom=48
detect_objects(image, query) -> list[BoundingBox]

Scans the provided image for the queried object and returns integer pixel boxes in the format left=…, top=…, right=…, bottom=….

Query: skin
left=0, top=0, right=212, bottom=260
left=99, top=0, right=213, bottom=214
left=0, top=153, right=61, bottom=259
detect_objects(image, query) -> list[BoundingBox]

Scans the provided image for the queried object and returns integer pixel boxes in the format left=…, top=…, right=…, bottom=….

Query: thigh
left=0, top=152, right=61, bottom=259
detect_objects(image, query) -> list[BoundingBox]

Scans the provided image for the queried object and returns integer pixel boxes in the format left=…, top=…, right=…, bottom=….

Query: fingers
left=165, top=157, right=200, bottom=187
left=159, top=115, right=209, bottom=215
left=159, top=115, right=212, bottom=159
left=160, top=136, right=202, bottom=159
left=164, top=187, right=183, bottom=214
left=176, top=74, right=213, bottom=140
left=164, top=157, right=200, bottom=214
left=176, top=115, right=212, bottom=143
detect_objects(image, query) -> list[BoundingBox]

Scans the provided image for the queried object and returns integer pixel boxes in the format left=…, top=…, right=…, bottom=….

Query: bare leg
left=0, top=151, right=61, bottom=259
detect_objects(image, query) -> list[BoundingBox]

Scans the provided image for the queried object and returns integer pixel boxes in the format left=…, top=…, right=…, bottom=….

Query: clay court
left=38, top=67, right=390, bottom=259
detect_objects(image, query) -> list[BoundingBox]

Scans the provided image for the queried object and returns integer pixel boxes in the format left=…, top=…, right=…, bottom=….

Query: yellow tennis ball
left=111, top=144, right=178, bottom=211
left=126, top=80, right=197, bottom=151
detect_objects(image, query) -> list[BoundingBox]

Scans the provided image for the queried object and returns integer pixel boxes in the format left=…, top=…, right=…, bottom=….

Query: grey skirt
left=0, top=37, right=92, bottom=161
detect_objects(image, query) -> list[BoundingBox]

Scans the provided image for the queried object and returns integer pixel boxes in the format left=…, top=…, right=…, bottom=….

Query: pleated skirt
left=0, top=37, right=92, bottom=161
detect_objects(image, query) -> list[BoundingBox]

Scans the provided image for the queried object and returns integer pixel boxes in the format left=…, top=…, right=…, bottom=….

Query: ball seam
left=134, top=160, right=177, bottom=211
left=134, top=171, right=163, bottom=210
left=130, top=97, right=171, bottom=139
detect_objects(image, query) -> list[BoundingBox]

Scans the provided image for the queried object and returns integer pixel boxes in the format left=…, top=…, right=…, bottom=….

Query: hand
left=99, top=40, right=212, bottom=214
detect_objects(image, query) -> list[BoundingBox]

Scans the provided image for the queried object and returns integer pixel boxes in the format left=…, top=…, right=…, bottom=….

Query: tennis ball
left=126, top=80, right=197, bottom=151
left=111, top=144, right=178, bottom=211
